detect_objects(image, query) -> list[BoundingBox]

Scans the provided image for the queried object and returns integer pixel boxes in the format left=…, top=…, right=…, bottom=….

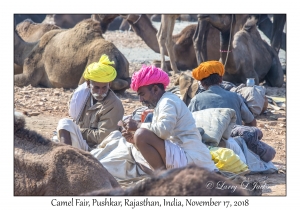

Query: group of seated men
left=56, top=54, right=273, bottom=174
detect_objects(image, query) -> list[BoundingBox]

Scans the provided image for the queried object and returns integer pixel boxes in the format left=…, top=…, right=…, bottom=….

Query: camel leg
left=193, top=18, right=210, bottom=64
left=156, top=15, right=169, bottom=74
left=110, top=78, right=129, bottom=91
left=14, top=66, right=44, bottom=87
left=14, top=64, right=23, bottom=75
left=165, top=18, right=179, bottom=74
left=271, top=14, right=286, bottom=54
left=265, top=56, right=284, bottom=87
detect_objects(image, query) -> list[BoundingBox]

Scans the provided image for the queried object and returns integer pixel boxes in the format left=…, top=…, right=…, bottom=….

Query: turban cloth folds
left=130, top=65, right=170, bottom=91
left=83, top=54, right=117, bottom=83
left=192, top=61, right=225, bottom=81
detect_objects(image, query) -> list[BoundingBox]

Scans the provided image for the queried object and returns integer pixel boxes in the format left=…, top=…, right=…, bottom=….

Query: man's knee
left=134, top=128, right=151, bottom=147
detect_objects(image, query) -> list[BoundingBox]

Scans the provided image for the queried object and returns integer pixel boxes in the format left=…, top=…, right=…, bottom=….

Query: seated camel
left=14, top=18, right=131, bottom=92
left=14, top=111, right=120, bottom=195
left=82, top=164, right=256, bottom=196
left=196, top=14, right=283, bottom=87
left=14, top=19, right=61, bottom=75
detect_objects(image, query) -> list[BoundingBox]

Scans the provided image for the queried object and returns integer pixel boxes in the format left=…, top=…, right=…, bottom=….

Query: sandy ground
left=14, top=20, right=286, bottom=196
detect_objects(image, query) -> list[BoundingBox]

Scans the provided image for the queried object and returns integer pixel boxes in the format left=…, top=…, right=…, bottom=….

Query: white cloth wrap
left=68, top=82, right=90, bottom=123
left=57, top=118, right=89, bottom=151
left=165, top=140, right=188, bottom=169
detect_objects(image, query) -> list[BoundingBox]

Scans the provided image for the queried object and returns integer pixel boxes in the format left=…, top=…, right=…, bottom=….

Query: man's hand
left=121, top=130, right=135, bottom=144
left=123, top=116, right=140, bottom=132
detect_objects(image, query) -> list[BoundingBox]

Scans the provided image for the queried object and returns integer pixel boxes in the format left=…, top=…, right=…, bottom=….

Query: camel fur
left=14, top=18, right=130, bottom=92
left=14, top=19, right=61, bottom=75
left=14, top=112, right=120, bottom=195
left=82, top=165, right=252, bottom=196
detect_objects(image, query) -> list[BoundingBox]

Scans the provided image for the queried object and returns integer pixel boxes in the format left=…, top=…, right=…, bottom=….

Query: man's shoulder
left=106, top=90, right=123, bottom=106
left=161, top=92, right=181, bottom=103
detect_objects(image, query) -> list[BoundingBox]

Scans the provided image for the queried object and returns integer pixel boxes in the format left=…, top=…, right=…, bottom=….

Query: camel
left=82, top=164, right=253, bottom=196
left=121, top=14, right=220, bottom=70
left=14, top=19, right=61, bottom=75
left=14, top=18, right=131, bottom=92
left=14, top=111, right=120, bottom=195
left=196, top=14, right=283, bottom=87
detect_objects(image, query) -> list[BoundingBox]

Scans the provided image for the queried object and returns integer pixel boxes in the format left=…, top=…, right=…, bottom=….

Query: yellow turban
left=83, top=54, right=117, bottom=83
left=192, top=61, right=225, bottom=81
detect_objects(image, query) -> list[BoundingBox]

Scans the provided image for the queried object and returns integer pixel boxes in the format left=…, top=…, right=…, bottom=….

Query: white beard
left=91, top=90, right=107, bottom=101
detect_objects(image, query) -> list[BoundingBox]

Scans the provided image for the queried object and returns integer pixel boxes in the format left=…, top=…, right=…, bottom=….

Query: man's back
left=188, top=85, right=248, bottom=125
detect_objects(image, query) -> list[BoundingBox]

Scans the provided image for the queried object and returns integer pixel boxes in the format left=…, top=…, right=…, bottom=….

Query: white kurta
left=140, top=92, right=217, bottom=172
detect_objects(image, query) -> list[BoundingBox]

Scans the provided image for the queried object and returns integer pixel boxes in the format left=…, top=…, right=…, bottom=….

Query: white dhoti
left=165, top=140, right=188, bottom=169
left=57, top=118, right=89, bottom=151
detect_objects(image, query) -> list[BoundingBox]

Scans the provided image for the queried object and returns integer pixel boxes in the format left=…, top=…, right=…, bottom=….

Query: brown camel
left=122, top=14, right=220, bottom=70
left=14, top=19, right=61, bottom=75
left=82, top=164, right=253, bottom=196
left=14, top=111, right=120, bottom=195
left=196, top=14, right=283, bottom=87
left=14, top=18, right=130, bottom=92
left=91, top=14, right=119, bottom=33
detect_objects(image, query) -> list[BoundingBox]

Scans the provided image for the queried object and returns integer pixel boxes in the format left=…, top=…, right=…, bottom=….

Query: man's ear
left=153, top=85, right=159, bottom=94
left=86, top=80, right=90, bottom=88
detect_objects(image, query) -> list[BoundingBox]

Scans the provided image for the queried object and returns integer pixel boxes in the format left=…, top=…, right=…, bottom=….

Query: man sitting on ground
left=121, top=65, right=217, bottom=172
left=57, top=54, right=124, bottom=151
left=188, top=61, right=256, bottom=126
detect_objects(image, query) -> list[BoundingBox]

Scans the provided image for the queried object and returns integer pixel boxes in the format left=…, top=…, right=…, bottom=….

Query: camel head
left=199, top=14, right=258, bottom=34
left=91, top=14, right=119, bottom=33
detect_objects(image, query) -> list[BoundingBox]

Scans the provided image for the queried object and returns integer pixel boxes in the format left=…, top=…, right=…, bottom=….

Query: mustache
left=92, top=93, right=107, bottom=98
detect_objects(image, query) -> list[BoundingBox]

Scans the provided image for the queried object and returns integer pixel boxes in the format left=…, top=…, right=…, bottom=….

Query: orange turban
left=192, top=61, right=225, bottom=81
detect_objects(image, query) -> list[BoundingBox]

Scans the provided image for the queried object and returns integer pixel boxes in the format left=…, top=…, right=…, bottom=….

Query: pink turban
left=130, top=65, right=170, bottom=91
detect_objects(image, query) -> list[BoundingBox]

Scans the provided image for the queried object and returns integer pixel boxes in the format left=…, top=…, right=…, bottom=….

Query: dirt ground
left=13, top=20, right=286, bottom=196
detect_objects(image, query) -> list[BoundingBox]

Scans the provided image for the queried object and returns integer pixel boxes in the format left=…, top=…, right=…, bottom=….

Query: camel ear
left=243, top=15, right=258, bottom=31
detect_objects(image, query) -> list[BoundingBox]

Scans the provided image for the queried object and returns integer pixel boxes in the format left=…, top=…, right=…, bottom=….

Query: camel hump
left=14, top=111, right=25, bottom=132
left=72, top=18, right=103, bottom=35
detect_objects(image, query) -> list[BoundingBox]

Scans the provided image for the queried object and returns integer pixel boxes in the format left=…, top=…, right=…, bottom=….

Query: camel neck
left=128, top=15, right=161, bottom=53
left=14, top=31, right=36, bottom=65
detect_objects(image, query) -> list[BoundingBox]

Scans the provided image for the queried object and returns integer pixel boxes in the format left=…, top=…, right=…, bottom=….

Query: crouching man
left=122, top=65, right=217, bottom=172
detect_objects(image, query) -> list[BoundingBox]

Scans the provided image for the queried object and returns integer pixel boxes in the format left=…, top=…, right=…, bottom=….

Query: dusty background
left=14, top=20, right=286, bottom=196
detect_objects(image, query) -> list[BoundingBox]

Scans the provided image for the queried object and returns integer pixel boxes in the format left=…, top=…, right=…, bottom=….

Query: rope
left=126, top=15, right=142, bottom=25
left=224, top=15, right=233, bottom=68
